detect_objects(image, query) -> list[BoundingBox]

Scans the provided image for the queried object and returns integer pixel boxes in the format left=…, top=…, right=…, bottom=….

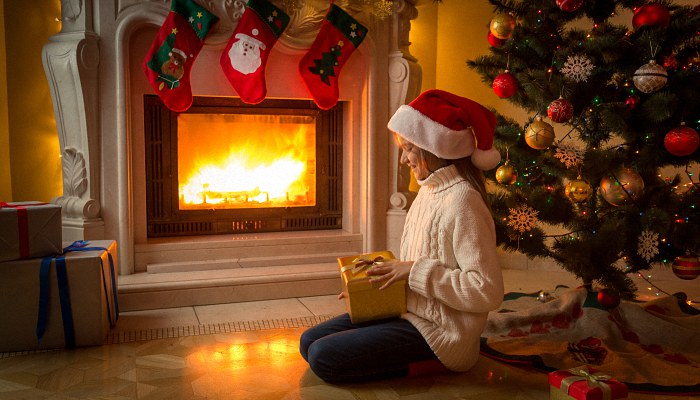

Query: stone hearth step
left=122, top=231, right=365, bottom=310
left=118, top=260, right=344, bottom=311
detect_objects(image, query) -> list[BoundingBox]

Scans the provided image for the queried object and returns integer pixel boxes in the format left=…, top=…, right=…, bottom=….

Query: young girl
left=299, top=89, right=504, bottom=383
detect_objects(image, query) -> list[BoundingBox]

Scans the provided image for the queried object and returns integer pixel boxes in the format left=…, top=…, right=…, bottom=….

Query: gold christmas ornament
left=525, top=117, right=555, bottom=149
left=599, top=167, right=645, bottom=206
left=565, top=177, right=592, bottom=203
left=496, top=162, right=518, bottom=185
left=489, top=13, right=516, bottom=40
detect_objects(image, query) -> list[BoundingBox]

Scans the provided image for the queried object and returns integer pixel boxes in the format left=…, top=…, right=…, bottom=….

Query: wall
left=0, top=0, right=10, bottom=200
left=411, top=1, right=528, bottom=123
left=3, top=0, right=62, bottom=202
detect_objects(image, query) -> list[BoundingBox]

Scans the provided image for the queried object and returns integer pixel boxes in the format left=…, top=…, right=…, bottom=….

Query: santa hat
left=388, top=89, right=501, bottom=170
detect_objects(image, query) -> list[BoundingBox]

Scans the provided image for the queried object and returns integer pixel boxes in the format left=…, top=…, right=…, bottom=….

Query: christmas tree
left=467, top=0, right=700, bottom=299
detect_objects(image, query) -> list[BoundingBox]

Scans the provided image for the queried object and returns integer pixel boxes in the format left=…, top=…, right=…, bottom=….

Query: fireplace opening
left=144, top=95, right=343, bottom=237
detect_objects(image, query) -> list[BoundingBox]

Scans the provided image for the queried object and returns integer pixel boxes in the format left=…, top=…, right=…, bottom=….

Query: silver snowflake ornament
left=561, top=55, right=595, bottom=82
left=554, top=142, right=585, bottom=169
left=507, top=204, right=539, bottom=234
left=637, top=229, right=659, bottom=262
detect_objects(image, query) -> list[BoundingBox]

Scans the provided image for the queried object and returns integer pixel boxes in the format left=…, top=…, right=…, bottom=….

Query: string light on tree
left=465, top=0, right=700, bottom=299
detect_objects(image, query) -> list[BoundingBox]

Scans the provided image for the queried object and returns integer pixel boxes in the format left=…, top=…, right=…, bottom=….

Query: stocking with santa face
left=143, top=0, right=218, bottom=112
left=220, top=0, right=290, bottom=104
left=299, top=4, right=367, bottom=110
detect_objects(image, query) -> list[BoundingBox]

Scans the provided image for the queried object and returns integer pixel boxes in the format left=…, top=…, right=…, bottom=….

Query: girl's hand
left=338, top=292, right=347, bottom=300
left=365, top=260, right=413, bottom=290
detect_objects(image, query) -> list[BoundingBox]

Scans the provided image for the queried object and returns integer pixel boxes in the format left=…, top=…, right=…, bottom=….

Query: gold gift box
left=338, top=251, right=407, bottom=324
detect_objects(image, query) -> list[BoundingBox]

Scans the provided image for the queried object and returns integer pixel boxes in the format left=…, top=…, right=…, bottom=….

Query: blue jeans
left=299, top=313, right=438, bottom=383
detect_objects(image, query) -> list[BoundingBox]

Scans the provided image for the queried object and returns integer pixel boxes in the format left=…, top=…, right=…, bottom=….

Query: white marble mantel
left=42, top=0, right=422, bottom=284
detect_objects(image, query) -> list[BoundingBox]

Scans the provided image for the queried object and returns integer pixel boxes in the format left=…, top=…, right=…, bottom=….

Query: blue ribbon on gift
left=36, top=255, right=75, bottom=347
left=35, top=240, right=120, bottom=347
left=62, top=240, right=119, bottom=327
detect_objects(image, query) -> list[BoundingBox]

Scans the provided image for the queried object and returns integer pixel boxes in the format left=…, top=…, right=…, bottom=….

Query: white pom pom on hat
left=388, top=89, right=501, bottom=170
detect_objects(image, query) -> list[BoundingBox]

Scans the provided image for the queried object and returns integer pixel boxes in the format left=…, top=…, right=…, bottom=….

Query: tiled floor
left=1, top=268, right=698, bottom=399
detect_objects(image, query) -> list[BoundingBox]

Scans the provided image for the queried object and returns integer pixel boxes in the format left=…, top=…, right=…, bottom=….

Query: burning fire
left=177, top=113, right=316, bottom=209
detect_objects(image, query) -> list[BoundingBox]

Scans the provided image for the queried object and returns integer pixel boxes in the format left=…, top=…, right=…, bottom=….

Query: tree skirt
left=480, top=287, right=700, bottom=395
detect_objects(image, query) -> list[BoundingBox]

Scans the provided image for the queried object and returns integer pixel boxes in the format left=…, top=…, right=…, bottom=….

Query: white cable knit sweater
left=400, top=165, right=504, bottom=371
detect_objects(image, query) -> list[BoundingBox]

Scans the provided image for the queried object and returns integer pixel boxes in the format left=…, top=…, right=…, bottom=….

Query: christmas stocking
left=220, top=0, right=290, bottom=104
left=299, top=4, right=368, bottom=110
left=143, top=0, right=218, bottom=112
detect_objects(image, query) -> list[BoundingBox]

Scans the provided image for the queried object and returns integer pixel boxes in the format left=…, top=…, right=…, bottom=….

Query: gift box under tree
left=549, top=366, right=628, bottom=400
left=0, top=201, right=62, bottom=262
left=0, top=240, right=119, bottom=352
left=338, top=251, right=406, bottom=324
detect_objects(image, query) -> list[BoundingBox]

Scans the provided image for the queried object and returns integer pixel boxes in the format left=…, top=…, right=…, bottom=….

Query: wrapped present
left=338, top=251, right=406, bottom=324
left=0, top=201, right=62, bottom=262
left=549, top=366, right=628, bottom=400
left=0, top=240, right=119, bottom=352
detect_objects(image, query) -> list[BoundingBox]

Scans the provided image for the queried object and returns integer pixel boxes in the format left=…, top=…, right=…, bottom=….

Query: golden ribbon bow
left=561, top=366, right=613, bottom=400
left=343, top=256, right=386, bottom=275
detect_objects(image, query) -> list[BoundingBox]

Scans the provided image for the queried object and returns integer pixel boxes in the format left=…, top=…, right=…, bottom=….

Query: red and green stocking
left=220, top=0, right=290, bottom=104
left=299, top=4, right=368, bottom=110
left=143, top=0, right=218, bottom=112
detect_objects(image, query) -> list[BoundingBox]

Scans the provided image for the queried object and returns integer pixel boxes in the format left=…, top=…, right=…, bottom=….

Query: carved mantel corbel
left=386, top=0, right=422, bottom=253
left=43, top=0, right=104, bottom=240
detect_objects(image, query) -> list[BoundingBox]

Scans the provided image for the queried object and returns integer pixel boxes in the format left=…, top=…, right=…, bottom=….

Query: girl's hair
left=418, top=148, right=490, bottom=208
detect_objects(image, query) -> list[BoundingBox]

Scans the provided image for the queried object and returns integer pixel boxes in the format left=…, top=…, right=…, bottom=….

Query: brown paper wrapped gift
left=0, top=240, right=119, bottom=352
left=338, top=251, right=406, bottom=324
left=0, top=201, right=62, bottom=262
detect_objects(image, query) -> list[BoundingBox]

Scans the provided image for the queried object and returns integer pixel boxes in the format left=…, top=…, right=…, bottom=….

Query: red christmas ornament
left=664, top=124, right=700, bottom=157
left=663, top=54, right=679, bottom=71
left=547, top=97, right=574, bottom=123
left=672, top=255, right=700, bottom=280
left=487, top=31, right=507, bottom=48
left=632, top=3, right=671, bottom=30
left=625, top=95, right=639, bottom=110
left=492, top=71, right=518, bottom=98
left=597, top=288, right=621, bottom=309
left=556, top=0, right=585, bottom=12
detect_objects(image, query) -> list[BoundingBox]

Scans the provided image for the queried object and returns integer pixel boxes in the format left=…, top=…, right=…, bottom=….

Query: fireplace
left=144, top=95, right=343, bottom=237
left=42, top=0, right=423, bottom=309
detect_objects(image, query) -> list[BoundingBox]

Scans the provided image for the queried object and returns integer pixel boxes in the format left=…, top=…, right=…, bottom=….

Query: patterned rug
left=0, top=315, right=334, bottom=359
left=480, top=286, right=700, bottom=395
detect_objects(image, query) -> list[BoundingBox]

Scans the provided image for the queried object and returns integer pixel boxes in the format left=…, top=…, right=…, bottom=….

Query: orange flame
left=177, top=113, right=316, bottom=210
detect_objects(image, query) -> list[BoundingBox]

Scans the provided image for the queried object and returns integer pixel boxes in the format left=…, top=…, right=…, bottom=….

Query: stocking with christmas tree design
left=143, top=0, right=218, bottom=112
left=220, top=0, right=290, bottom=104
left=299, top=4, right=367, bottom=110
